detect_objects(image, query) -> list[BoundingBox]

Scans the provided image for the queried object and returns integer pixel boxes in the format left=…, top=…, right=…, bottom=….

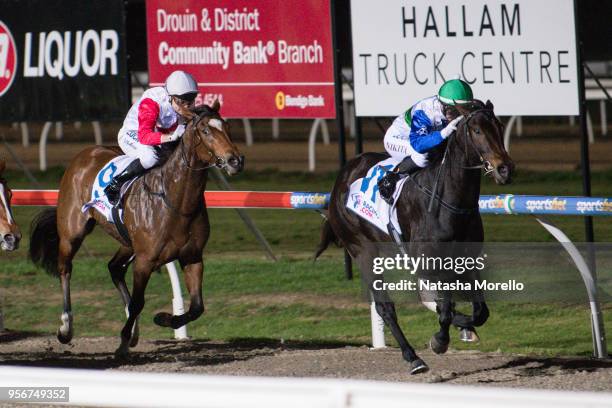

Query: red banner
left=146, top=0, right=336, bottom=118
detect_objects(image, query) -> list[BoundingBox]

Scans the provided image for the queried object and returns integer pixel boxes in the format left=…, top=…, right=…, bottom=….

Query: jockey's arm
left=137, top=98, right=164, bottom=145
left=408, top=110, right=444, bottom=154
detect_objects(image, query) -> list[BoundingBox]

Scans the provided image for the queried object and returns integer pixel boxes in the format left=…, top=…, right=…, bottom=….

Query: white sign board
left=351, top=0, right=580, bottom=116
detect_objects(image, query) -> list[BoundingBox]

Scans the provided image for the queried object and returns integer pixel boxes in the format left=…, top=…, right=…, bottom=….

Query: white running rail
left=0, top=366, right=610, bottom=408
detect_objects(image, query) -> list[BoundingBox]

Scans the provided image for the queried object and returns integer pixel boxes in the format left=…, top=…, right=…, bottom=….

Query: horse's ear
left=485, top=99, right=494, bottom=111
left=176, top=104, right=196, bottom=121
left=211, top=98, right=221, bottom=113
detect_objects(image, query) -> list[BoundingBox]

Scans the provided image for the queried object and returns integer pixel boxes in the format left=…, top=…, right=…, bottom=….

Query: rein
left=142, top=111, right=226, bottom=216
left=416, top=107, right=497, bottom=215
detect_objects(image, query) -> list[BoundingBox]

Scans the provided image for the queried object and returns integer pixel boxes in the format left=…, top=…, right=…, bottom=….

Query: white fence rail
left=0, top=366, right=610, bottom=408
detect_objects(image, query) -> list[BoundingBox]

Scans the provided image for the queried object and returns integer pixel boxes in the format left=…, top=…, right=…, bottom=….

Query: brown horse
left=29, top=102, right=243, bottom=356
left=0, top=160, right=21, bottom=251
left=316, top=100, right=513, bottom=374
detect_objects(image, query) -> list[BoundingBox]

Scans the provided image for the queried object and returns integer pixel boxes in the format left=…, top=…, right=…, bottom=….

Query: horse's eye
left=203, top=127, right=211, bottom=135
left=473, top=128, right=481, bottom=134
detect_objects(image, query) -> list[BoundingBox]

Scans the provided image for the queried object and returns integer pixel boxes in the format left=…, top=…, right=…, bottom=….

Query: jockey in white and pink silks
left=377, top=79, right=475, bottom=205
left=104, top=70, right=199, bottom=205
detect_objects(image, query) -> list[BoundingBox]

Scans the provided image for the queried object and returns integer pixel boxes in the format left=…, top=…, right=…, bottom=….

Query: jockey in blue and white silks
left=378, top=79, right=474, bottom=205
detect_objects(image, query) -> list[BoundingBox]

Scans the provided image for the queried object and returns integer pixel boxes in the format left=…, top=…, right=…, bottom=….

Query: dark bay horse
left=29, top=102, right=243, bottom=356
left=0, top=160, right=21, bottom=251
left=316, top=100, right=513, bottom=374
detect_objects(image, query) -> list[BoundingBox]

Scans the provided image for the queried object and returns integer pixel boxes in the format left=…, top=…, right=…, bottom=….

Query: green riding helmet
left=438, top=79, right=473, bottom=105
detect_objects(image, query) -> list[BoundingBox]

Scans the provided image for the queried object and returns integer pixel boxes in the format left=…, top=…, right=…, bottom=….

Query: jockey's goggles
left=172, top=92, right=197, bottom=105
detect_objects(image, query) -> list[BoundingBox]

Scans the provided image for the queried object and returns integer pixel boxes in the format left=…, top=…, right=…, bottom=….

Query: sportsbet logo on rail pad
left=0, top=20, right=17, bottom=97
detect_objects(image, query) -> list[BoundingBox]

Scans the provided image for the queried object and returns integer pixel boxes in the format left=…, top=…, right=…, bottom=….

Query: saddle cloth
left=81, top=155, right=138, bottom=223
left=346, top=157, right=409, bottom=236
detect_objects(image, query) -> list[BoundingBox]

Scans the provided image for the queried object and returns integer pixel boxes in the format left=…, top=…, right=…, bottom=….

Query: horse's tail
left=29, top=208, right=60, bottom=277
left=314, top=218, right=339, bottom=260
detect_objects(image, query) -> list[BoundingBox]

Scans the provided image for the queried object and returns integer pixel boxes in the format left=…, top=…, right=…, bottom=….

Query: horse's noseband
left=181, top=113, right=227, bottom=171
left=460, top=108, right=498, bottom=174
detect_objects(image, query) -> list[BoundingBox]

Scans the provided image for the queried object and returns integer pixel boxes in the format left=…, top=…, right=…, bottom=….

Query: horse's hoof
left=56, top=329, right=72, bottom=344
left=114, top=344, right=130, bottom=360
left=129, top=334, right=139, bottom=348
left=409, top=358, right=429, bottom=375
left=153, top=312, right=173, bottom=328
left=459, top=327, right=480, bottom=343
left=129, top=321, right=140, bottom=348
left=429, top=335, right=449, bottom=355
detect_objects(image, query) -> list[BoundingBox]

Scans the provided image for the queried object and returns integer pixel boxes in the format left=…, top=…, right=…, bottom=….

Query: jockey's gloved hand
left=165, top=124, right=186, bottom=143
left=441, top=115, right=464, bottom=139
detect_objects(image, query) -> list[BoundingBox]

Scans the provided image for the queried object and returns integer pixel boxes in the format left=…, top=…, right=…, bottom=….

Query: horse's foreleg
left=108, top=246, right=139, bottom=347
left=153, top=260, right=204, bottom=330
left=374, top=302, right=429, bottom=374
left=116, top=258, right=151, bottom=358
left=430, top=294, right=453, bottom=354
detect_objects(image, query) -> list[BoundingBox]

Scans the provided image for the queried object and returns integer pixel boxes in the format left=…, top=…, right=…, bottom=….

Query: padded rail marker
left=479, top=195, right=612, bottom=216
left=12, top=190, right=612, bottom=216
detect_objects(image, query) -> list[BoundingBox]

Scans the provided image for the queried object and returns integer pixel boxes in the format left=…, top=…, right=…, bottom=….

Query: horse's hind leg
left=153, top=259, right=204, bottom=329
left=108, top=246, right=139, bottom=347
left=56, top=218, right=95, bottom=344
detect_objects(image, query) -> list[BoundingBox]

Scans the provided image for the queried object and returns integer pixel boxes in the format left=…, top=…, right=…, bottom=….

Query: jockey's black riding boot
left=104, top=159, right=146, bottom=206
left=377, top=157, right=421, bottom=205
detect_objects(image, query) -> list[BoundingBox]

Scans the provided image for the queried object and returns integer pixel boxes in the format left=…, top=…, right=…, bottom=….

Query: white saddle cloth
left=346, top=157, right=409, bottom=235
left=81, top=155, right=137, bottom=222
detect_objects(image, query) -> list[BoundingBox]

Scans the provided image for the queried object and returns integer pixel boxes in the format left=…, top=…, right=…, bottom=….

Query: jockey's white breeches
left=118, top=130, right=159, bottom=169
left=383, top=123, right=429, bottom=168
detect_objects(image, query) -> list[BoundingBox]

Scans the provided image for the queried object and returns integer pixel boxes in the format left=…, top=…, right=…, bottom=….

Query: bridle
left=141, top=110, right=232, bottom=216
left=456, top=108, right=503, bottom=175
left=178, top=112, right=229, bottom=171
left=410, top=106, right=504, bottom=214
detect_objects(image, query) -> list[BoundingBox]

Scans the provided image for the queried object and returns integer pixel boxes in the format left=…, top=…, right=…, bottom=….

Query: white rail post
left=92, top=121, right=103, bottom=145
left=242, top=118, right=253, bottom=146
left=272, top=118, right=279, bottom=140
left=600, top=100, right=607, bottom=136
left=20, top=122, right=29, bottom=147
left=165, top=262, right=189, bottom=340
left=370, top=302, right=386, bottom=349
left=503, top=116, right=518, bottom=152
left=55, top=122, right=63, bottom=140
left=586, top=111, right=595, bottom=144
left=39, top=122, right=53, bottom=171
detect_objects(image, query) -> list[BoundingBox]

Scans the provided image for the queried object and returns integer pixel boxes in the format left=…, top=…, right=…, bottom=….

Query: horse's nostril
left=3, top=234, right=15, bottom=244
left=498, top=165, right=509, bottom=177
left=227, top=155, right=244, bottom=170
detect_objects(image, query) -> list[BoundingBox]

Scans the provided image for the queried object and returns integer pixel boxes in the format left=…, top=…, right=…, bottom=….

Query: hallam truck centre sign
left=147, top=0, right=336, bottom=118
left=351, top=0, right=580, bottom=117
left=0, top=0, right=129, bottom=121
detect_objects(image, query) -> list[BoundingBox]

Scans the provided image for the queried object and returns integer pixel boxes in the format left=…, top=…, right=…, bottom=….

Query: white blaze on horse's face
left=208, top=118, right=223, bottom=132
left=0, top=184, right=14, bottom=226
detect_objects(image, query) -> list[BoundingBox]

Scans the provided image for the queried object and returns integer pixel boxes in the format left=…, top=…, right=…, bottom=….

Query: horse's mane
left=155, top=104, right=222, bottom=163
left=423, top=99, right=489, bottom=166
left=191, top=104, right=220, bottom=118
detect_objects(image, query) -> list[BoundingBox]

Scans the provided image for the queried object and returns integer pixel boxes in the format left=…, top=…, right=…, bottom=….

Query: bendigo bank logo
left=0, top=20, right=17, bottom=97
left=275, top=91, right=285, bottom=110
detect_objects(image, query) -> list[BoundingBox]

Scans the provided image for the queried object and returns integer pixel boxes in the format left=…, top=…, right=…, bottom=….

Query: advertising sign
left=0, top=0, right=129, bottom=121
left=351, top=0, right=580, bottom=116
left=146, top=0, right=336, bottom=118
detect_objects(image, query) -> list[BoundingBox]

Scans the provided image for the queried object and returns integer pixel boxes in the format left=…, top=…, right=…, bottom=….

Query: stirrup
left=104, top=183, right=122, bottom=205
